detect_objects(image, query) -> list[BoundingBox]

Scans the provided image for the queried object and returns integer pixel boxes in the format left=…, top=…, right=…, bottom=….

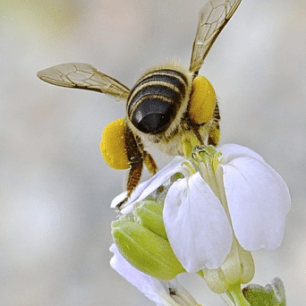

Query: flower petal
left=110, top=244, right=176, bottom=306
left=111, top=156, right=189, bottom=213
left=163, top=172, right=232, bottom=271
left=221, top=156, right=291, bottom=250
left=110, top=244, right=197, bottom=306
left=219, top=144, right=265, bottom=164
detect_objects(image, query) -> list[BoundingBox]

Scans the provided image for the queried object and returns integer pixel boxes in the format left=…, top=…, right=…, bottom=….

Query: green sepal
left=242, top=278, right=286, bottom=306
left=112, top=220, right=185, bottom=281
left=133, top=201, right=167, bottom=239
left=117, top=213, right=135, bottom=222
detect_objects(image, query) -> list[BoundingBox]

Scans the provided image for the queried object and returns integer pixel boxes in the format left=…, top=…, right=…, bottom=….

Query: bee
left=37, top=0, right=242, bottom=209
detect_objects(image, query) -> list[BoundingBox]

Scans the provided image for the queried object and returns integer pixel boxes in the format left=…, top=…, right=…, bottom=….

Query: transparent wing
left=37, top=63, right=130, bottom=101
left=189, top=0, right=242, bottom=73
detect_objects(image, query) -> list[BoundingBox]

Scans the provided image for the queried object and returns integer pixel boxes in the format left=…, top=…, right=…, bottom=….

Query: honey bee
left=37, top=0, right=242, bottom=209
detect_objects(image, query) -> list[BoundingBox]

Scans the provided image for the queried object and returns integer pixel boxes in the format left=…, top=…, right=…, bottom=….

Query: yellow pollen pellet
left=189, top=76, right=217, bottom=125
left=100, top=118, right=130, bottom=170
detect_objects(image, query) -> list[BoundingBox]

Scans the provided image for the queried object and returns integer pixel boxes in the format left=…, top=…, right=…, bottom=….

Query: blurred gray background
left=1, top=0, right=305, bottom=305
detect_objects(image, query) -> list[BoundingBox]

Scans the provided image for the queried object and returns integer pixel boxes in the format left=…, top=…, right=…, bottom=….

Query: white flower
left=164, top=171, right=232, bottom=271
left=112, top=144, right=291, bottom=274
left=110, top=244, right=198, bottom=306
left=218, top=144, right=291, bottom=251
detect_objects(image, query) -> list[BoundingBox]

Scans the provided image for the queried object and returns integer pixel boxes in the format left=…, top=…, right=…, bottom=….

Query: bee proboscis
left=37, top=0, right=242, bottom=209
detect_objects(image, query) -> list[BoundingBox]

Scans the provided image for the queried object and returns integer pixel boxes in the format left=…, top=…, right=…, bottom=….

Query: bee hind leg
left=116, top=159, right=143, bottom=211
left=116, top=124, right=144, bottom=211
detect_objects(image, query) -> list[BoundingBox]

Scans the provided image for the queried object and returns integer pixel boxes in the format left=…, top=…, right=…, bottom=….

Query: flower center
left=191, top=145, right=222, bottom=200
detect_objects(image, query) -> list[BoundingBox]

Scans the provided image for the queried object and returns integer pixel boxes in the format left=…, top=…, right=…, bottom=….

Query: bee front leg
left=116, top=125, right=144, bottom=211
left=143, top=151, right=157, bottom=175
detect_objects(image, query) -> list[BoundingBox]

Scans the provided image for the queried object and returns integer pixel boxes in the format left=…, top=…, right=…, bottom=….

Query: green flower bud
left=112, top=220, right=185, bottom=281
left=243, top=278, right=286, bottom=306
left=133, top=201, right=167, bottom=239
left=203, top=239, right=255, bottom=294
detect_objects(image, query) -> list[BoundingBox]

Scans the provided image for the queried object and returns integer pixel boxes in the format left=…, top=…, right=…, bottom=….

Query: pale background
left=1, top=0, right=305, bottom=305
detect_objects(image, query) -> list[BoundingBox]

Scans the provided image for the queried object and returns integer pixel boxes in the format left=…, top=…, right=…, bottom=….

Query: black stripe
left=128, top=85, right=180, bottom=116
left=142, top=69, right=188, bottom=86
left=128, top=69, right=188, bottom=116
left=133, top=74, right=186, bottom=97
left=128, top=69, right=188, bottom=100
left=157, top=69, right=189, bottom=85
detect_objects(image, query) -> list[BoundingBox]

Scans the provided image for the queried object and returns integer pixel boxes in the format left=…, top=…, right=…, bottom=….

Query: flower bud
left=133, top=201, right=167, bottom=239
left=203, top=239, right=255, bottom=294
left=243, top=277, right=286, bottom=306
left=112, top=219, right=185, bottom=281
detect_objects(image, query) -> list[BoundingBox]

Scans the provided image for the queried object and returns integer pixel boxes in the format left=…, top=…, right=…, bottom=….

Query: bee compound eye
left=132, top=99, right=175, bottom=134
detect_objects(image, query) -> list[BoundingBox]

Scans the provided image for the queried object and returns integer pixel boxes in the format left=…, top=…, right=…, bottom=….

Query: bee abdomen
left=128, top=69, right=189, bottom=134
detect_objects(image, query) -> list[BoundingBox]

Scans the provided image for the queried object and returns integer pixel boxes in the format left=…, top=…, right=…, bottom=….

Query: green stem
left=220, top=293, right=236, bottom=306
left=226, top=284, right=251, bottom=306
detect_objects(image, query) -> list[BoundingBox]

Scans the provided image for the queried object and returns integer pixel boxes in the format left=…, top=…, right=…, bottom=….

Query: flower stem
left=220, top=293, right=236, bottom=306
left=226, top=284, right=251, bottom=306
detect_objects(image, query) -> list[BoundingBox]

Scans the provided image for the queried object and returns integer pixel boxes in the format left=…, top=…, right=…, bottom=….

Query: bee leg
left=191, top=125, right=205, bottom=145
left=143, top=151, right=157, bottom=175
left=208, top=103, right=221, bottom=146
left=116, top=159, right=143, bottom=211
left=190, top=101, right=221, bottom=147
left=116, top=125, right=144, bottom=211
left=208, top=120, right=220, bottom=146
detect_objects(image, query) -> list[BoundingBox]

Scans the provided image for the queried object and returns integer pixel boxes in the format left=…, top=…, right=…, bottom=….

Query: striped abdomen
left=127, top=68, right=190, bottom=134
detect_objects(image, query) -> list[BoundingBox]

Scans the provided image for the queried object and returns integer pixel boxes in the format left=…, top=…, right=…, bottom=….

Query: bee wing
left=37, top=63, right=130, bottom=101
left=189, top=0, right=242, bottom=74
